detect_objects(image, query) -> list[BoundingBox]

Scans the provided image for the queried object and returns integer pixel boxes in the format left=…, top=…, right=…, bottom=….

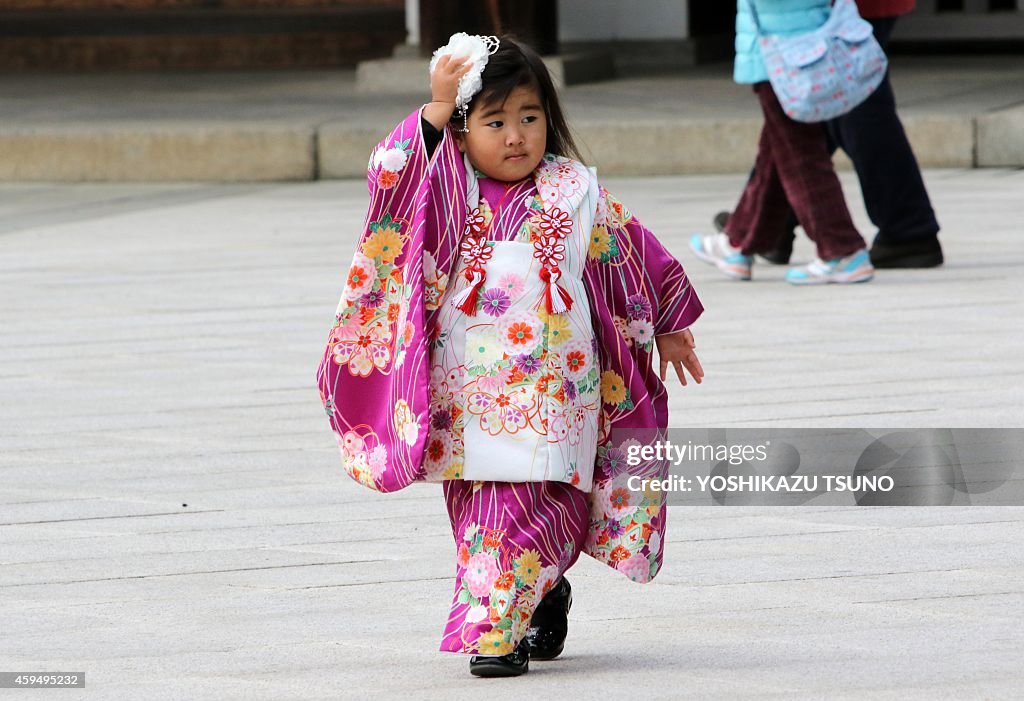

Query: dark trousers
left=774, top=18, right=939, bottom=246
left=827, top=17, right=940, bottom=243
left=726, top=83, right=866, bottom=261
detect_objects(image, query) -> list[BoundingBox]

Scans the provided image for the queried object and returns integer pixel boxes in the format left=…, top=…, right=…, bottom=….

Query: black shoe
left=525, top=576, right=572, bottom=661
left=712, top=210, right=730, bottom=234
left=869, top=237, right=944, bottom=269
left=469, top=643, right=530, bottom=677
left=759, top=245, right=793, bottom=266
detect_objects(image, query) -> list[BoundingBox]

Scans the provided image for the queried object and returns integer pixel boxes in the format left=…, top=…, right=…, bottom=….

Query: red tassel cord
left=451, top=265, right=486, bottom=316
left=538, top=266, right=574, bottom=314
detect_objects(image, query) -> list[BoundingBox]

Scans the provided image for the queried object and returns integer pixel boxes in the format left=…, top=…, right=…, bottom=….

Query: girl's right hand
left=430, top=54, right=474, bottom=106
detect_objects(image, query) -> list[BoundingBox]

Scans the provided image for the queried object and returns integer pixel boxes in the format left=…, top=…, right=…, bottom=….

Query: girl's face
left=457, top=85, right=547, bottom=183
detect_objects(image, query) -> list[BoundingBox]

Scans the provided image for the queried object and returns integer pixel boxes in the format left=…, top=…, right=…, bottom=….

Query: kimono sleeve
left=314, top=107, right=440, bottom=493
left=585, top=186, right=703, bottom=363
left=581, top=186, right=703, bottom=583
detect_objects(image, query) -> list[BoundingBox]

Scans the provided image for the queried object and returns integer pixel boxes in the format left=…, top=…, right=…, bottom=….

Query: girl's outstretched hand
left=656, top=329, right=704, bottom=387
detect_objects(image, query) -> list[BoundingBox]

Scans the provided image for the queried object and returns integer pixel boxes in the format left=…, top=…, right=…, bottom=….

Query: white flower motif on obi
left=373, top=146, right=408, bottom=173
left=627, top=319, right=655, bottom=345
left=560, top=339, right=594, bottom=381
left=536, top=207, right=573, bottom=238
left=549, top=403, right=589, bottom=447
left=343, top=252, right=376, bottom=301
left=464, top=207, right=488, bottom=236
left=533, top=235, right=566, bottom=268
left=466, top=386, right=535, bottom=436
left=460, top=236, right=493, bottom=267
left=496, top=309, right=543, bottom=356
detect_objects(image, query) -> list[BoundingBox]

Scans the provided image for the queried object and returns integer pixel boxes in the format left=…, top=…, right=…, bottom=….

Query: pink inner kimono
left=317, top=108, right=703, bottom=655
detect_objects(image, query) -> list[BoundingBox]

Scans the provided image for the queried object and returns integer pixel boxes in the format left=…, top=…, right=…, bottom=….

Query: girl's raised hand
left=430, top=54, right=474, bottom=104
left=424, top=55, right=474, bottom=130
left=656, top=329, right=704, bottom=387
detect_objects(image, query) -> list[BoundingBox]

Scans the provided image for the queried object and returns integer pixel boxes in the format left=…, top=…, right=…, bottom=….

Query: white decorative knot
left=429, top=33, right=501, bottom=114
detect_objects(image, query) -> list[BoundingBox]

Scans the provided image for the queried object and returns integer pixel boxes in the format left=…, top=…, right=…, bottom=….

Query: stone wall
left=0, top=1, right=405, bottom=71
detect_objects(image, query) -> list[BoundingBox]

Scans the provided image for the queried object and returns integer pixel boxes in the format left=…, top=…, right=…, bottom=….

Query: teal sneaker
left=785, top=249, right=875, bottom=285
left=689, top=233, right=753, bottom=280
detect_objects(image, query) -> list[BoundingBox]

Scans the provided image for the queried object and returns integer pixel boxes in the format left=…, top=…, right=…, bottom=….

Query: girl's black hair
left=459, top=35, right=584, bottom=164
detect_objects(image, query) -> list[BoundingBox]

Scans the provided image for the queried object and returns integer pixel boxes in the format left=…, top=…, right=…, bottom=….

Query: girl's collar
left=465, top=153, right=592, bottom=216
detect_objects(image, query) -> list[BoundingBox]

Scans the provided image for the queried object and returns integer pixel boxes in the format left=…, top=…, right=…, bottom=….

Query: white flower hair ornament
left=429, top=33, right=500, bottom=132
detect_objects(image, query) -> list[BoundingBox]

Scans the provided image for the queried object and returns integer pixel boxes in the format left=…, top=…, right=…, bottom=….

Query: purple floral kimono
left=317, top=107, right=703, bottom=655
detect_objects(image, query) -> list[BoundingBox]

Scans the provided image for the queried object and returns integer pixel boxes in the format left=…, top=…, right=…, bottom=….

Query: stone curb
left=976, top=104, right=1024, bottom=167
left=0, top=123, right=315, bottom=182
left=0, top=112, right=1000, bottom=182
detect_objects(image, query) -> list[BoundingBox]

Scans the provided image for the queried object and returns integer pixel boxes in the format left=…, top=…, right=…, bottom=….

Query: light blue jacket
left=734, top=0, right=832, bottom=84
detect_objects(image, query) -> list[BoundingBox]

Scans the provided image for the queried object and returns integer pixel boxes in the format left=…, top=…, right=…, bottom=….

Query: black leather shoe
left=759, top=244, right=793, bottom=266
left=469, top=643, right=530, bottom=677
left=712, top=210, right=730, bottom=234
left=869, top=237, right=943, bottom=268
left=525, top=576, right=572, bottom=660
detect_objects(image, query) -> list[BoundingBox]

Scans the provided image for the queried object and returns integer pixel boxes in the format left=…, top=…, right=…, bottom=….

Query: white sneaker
left=689, top=233, right=753, bottom=280
left=785, top=249, right=875, bottom=285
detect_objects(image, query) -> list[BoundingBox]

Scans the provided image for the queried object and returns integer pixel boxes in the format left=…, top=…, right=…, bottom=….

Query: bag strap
left=744, top=0, right=841, bottom=38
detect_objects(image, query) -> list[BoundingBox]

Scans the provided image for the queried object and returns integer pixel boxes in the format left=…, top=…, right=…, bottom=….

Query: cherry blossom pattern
left=536, top=157, right=585, bottom=207
left=466, top=385, right=536, bottom=436
left=331, top=321, right=391, bottom=377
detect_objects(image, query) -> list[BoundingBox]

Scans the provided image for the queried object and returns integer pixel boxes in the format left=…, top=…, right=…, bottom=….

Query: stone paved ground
left=1, top=171, right=1022, bottom=700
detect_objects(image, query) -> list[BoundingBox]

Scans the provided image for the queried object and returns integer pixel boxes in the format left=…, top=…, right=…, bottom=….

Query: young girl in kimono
left=317, top=34, right=705, bottom=677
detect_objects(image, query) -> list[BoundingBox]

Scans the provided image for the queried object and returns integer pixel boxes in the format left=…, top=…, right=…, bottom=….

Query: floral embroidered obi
left=422, top=154, right=601, bottom=490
